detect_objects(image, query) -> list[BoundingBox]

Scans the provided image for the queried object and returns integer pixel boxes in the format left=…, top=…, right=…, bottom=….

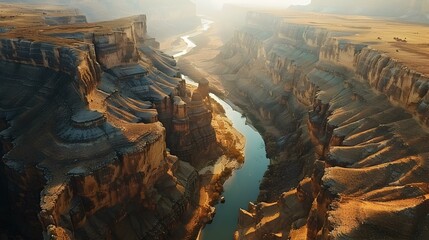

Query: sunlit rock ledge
left=0, top=4, right=212, bottom=239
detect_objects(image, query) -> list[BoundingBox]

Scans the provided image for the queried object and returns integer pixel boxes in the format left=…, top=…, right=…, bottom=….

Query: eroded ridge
left=212, top=11, right=429, bottom=240
left=0, top=4, right=215, bottom=239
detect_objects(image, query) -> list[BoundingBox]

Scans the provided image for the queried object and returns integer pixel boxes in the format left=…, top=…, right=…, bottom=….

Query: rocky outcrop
left=168, top=90, right=217, bottom=163
left=0, top=4, right=213, bottom=239
left=212, top=11, right=429, bottom=239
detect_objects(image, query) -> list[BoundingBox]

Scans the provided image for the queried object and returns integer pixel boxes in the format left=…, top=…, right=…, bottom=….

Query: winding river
left=173, top=19, right=269, bottom=240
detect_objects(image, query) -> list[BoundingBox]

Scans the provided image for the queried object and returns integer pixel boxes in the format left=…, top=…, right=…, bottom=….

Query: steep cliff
left=0, top=4, right=214, bottom=239
left=204, top=11, right=429, bottom=239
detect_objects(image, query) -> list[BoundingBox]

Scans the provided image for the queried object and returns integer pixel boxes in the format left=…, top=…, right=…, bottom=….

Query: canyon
left=178, top=8, right=429, bottom=240
left=2, top=1, right=429, bottom=240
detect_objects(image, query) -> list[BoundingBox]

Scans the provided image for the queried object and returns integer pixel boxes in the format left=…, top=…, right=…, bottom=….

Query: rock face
left=168, top=90, right=217, bottom=162
left=0, top=4, right=214, bottom=239
left=212, top=11, right=429, bottom=240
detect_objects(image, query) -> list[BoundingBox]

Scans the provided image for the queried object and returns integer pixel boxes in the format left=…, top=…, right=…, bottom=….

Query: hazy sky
left=208, top=0, right=311, bottom=8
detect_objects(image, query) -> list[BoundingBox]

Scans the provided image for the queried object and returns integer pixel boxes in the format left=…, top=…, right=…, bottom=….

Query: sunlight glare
left=218, top=0, right=311, bottom=8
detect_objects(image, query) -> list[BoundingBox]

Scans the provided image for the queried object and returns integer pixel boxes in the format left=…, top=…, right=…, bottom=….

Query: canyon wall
left=0, top=5, right=214, bottom=239
left=214, top=12, right=429, bottom=239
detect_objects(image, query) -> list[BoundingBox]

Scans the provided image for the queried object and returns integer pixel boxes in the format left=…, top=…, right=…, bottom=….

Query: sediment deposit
left=181, top=10, right=429, bottom=240
left=0, top=4, right=219, bottom=239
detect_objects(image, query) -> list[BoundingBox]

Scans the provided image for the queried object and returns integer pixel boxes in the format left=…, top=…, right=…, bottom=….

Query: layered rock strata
left=0, top=5, right=214, bottom=239
left=209, top=11, right=429, bottom=239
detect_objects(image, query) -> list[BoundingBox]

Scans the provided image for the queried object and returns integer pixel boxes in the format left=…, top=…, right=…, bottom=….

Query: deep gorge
left=178, top=10, right=429, bottom=239
left=2, top=2, right=429, bottom=240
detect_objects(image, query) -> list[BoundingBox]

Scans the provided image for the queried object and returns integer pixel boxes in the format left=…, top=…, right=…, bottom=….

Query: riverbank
left=169, top=85, right=246, bottom=239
